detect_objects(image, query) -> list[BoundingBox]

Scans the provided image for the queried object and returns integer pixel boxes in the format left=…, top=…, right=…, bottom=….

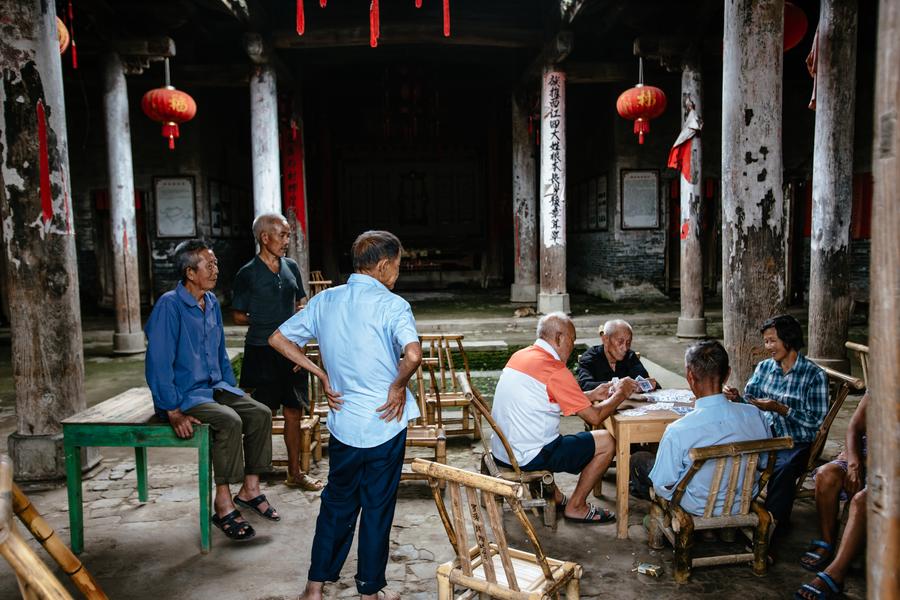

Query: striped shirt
left=490, top=339, right=591, bottom=465
left=743, top=354, right=829, bottom=444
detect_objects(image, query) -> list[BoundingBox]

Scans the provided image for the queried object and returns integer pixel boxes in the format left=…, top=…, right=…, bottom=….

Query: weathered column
left=0, top=0, right=91, bottom=481
left=807, top=0, right=858, bottom=372
left=103, top=53, right=145, bottom=354
left=538, top=68, right=570, bottom=314
left=675, top=59, right=707, bottom=338
left=868, top=0, right=900, bottom=595
left=721, top=0, right=786, bottom=386
left=250, top=64, right=281, bottom=216
left=511, top=90, right=538, bottom=303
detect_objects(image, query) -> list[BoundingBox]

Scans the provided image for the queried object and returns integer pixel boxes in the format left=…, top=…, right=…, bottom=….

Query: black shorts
left=519, top=432, right=596, bottom=474
left=239, top=344, right=308, bottom=411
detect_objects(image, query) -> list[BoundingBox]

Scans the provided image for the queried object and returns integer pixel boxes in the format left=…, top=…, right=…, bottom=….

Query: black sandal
left=233, top=494, right=281, bottom=522
left=211, top=509, right=256, bottom=541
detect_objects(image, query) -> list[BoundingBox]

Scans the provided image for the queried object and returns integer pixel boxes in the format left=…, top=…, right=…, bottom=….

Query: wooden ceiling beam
left=272, top=22, right=542, bottom=49
left=519, top=30, right=574, bottom=85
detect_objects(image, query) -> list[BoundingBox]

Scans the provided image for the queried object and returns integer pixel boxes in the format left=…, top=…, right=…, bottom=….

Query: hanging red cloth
left=443, top=0, right=450, bottom=36
left=806, top=27, right=819, bottom=110
left=320, top=0, right=327, bottom=6
left=67, top=0, right=78, bottom=68
left=36, top=100, right=53, bottom=224
left=370, top=0, right=380, bottom=47
left=415, top=0, right=422, bottom=7
left=296, top=0, right=305, bottom=35
left=667, top=107, right=701, bottom=184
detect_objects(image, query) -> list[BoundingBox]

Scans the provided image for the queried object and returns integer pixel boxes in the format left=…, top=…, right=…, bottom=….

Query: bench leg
left=64, top=443, right=84, bottom=555
left=198, top=431, right=211, bottom=554
left=300, top=426, right=312, bottom=473
left=135, top=447, right=149, bottom=502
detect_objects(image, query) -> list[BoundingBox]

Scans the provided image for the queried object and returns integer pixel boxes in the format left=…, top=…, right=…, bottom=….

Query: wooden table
left=601, top=408, right=685, bottom=539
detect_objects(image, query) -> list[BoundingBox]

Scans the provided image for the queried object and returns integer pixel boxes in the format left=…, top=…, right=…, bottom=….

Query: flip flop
left=234, top=493, right=281, bottom=522
left=794, top=571, right=843, bottom=599
left=211, top=509, right=256, bottom=541
left=800, top=540, right=834, bottom=572
left=563, top=503, right=615, bottom=524
left=556, top=493, right=568, bottom=509
left=286, top=473, right=325, bottom=491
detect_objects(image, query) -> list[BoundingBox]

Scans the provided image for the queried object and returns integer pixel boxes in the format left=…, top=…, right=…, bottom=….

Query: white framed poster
left=621, top=170, right=659, bottom=230
left=154, top=176, right=196, bottom=237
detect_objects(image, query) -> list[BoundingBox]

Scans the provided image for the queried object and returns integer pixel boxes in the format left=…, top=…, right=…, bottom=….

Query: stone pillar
left=0, top=0, right=92, bottom=481
left=675, top=59, right=707, bottom=339
left=511, top=90, right=538, bottom=303
left=250, top=64, right=281, bottom=217
left=103, top=53, right=145, bottom=354
left=721, top=0, right=786, bottom=386
left=868, top=0, right=900, bottom=595
left=807, top=0, right=858, bottom=372
left=538, top=68, right=570, bottom=314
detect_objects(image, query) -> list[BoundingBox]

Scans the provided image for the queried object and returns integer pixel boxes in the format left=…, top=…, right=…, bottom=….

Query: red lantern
left=784, top=2, right=808, bottom=52
left=141, top=87, right=197, bottom=150
left=56, top=17, right=70, bottom=54
left=617, top=84, right=666, bottom=145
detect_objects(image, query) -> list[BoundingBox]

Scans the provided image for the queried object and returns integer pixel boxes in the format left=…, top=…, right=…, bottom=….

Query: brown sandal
left=286, top=473, right=324, bottom=491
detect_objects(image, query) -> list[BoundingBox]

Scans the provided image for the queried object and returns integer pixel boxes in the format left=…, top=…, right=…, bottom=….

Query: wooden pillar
left=675, top=59, right=707, bottom=338
left=103, top=53, right=145, bottom=354
left=0, top=0, right=90, bottom=481
left=511, top=91, right=538, bottom=302
left=538, top=68, right=570, bottom=314
left=807, top=0, right=858, bottom=372
left=250, top=64, right=281, bottom=217
left=721, top=0, right=785, bottom=386
left=868, top=0, right=900, bottom=596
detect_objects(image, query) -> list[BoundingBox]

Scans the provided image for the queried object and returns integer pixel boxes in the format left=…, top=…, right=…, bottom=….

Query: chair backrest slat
left=448, top=483, right=473, bottom=576
left=721, top=455, right=742, bottom=515
left=483, top=491, right=519, bottom=592
left=739, top=453, right=760, bottom=513
left=703, top=457, right=727, bottom=518
left=465, top=486, right=497, bottom=585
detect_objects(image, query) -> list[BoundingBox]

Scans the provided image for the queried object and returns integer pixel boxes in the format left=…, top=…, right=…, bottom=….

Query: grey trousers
left=185, top=390, right=273, bottom=485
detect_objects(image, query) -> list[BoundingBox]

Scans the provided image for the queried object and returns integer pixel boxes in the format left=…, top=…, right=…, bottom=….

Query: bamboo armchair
left=412, top=458, right=582, bottom=599
left=648, top=437, right=794, bottom=583
left=308, top=270, right=332, bottom=298
left=459, top=374, right=558, bottom=529
left=794, top=365, right=865, bottom=499
left=401, top=363, right=448, bottom=485
left=0, top=455, right=107, bottom=600
left=419, top=334, right=480, bottom=439
left=844, top=341, right=869, bottom=388
left=302, top=343, right=331, bottom=448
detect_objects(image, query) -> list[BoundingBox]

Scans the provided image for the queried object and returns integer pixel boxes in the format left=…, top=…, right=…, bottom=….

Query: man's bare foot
left=361, top=590, right=400, bottom=600
left=299, top=581, right=324, bottom=600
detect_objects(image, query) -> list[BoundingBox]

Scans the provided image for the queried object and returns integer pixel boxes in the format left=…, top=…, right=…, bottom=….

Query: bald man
left=491, top=312, right=637, bottom=524
left=576, top=319, right=657, bottom=392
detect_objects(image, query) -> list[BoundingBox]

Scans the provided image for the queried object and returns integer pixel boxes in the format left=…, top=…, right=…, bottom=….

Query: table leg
left=616, top=426, right=631, bottom=540
left=135, top=446, right=149, bottom=502
left=64, top=443, right=84, bottom=555
left=198, top=428, right=211, bottom=554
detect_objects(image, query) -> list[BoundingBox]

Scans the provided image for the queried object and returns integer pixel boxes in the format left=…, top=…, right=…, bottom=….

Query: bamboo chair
left=412, top=458, right=582, bottom=599
left=0, top=455, right=107, bottom=600
left=648, top=437, right=794, bottom=583
left=419, top=334, right=480, bottom=439
left=793, top=365, right=865, bottom=500
left=458, top=374, right=558, bottom=529
left=271, top=414, right=321, bottom=472
left=303, top=343, right=331, bottom=448
left=844, top=341, right=869, bottom=388
left=308, top=270, right=332, bottom=298
left=401, top=363, right=448, bottom=485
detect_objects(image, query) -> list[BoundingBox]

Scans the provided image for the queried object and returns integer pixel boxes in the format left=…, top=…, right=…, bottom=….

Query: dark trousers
left=765, top=442, right=811, bottom=530
left=308, top=429, right=407, bottom=595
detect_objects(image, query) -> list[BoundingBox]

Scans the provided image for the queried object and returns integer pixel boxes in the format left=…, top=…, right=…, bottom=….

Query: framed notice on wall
left=621, top=169, right=659, bottom=230
left=154, top=176, right=196, bottom=237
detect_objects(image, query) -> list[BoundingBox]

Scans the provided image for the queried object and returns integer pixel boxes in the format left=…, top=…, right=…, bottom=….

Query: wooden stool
left=272, top=414, right=321, bottom=472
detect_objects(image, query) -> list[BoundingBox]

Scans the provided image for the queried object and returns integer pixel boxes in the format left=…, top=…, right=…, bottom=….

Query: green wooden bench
left=62, top=387, right=211, bottom=555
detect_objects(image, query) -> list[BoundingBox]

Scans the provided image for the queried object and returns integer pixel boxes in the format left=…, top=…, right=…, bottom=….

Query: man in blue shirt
left=270, top=230, right=421, bottom=600
left=145, top=240, right=276, bottom=543
left=648, top=340, right=772, bottom=515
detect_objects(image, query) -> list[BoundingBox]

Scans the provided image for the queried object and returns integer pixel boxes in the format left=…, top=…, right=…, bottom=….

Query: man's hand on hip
left=168, top=409, right=201, bottom=439
left=322, top=375, right=344, bottom=411
left=377, top=384, right=407, bottom=422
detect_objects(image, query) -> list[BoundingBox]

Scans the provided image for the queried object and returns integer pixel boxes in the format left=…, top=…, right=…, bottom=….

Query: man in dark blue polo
left=145, top=239, right=276, bottom=542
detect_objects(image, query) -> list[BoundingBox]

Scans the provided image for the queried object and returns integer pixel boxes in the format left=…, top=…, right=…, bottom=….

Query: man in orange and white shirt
left=491, top=312, right=637, bottom=524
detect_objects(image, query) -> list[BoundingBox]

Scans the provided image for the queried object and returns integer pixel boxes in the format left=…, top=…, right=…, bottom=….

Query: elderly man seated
left=491, top=312, right=637, bottom=524
left=577, top=319, right=657, bottom=392
left=645, top=340, right=772, bottom=514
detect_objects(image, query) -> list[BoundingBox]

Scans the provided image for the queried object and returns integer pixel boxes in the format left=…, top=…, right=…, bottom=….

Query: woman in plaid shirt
left=724, top=314, right=829, bottom=538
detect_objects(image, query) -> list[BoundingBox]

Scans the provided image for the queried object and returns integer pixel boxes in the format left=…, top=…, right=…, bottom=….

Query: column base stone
left=113, top=331, right=146, bottom=354
left=7, top=432, right=101, bottom=486
left=676, top=317, right=708, bottom=338
left=538, top=293, right=570, bottom=315
left=510, top=283, right=538, bottom=303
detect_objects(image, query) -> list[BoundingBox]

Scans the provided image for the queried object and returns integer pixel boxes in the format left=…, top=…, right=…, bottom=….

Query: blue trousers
left=308, top=429, right=407, bottom=595
left=764, top=441, right=811, bottom=530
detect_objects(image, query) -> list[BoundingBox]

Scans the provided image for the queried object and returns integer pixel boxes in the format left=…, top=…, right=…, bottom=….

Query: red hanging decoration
left=443, top=0, right=450, bottom=37
left=415, top=0, right=422, bottom=7
left=36, top=100, right=53, bottom=225
left=320, top=0, right=327, bottom=6
left=67, top=0, right=77, bottom=68
left=783, top=2, right=808, bottom=52
left=296, top=0, right=305, bottom=35
left=370, top=0, right=380, bottom=48
left=56, top=17, right=70, bottom=54
left=616, top=59, right=666, bottom=144
left=141, top=61, right=197, bottom=150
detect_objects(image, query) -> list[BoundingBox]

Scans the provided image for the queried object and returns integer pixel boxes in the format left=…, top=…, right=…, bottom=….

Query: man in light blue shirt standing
left=269, top=230, right=421, bottom=600
left=648, top=340, right=772, bottom=516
